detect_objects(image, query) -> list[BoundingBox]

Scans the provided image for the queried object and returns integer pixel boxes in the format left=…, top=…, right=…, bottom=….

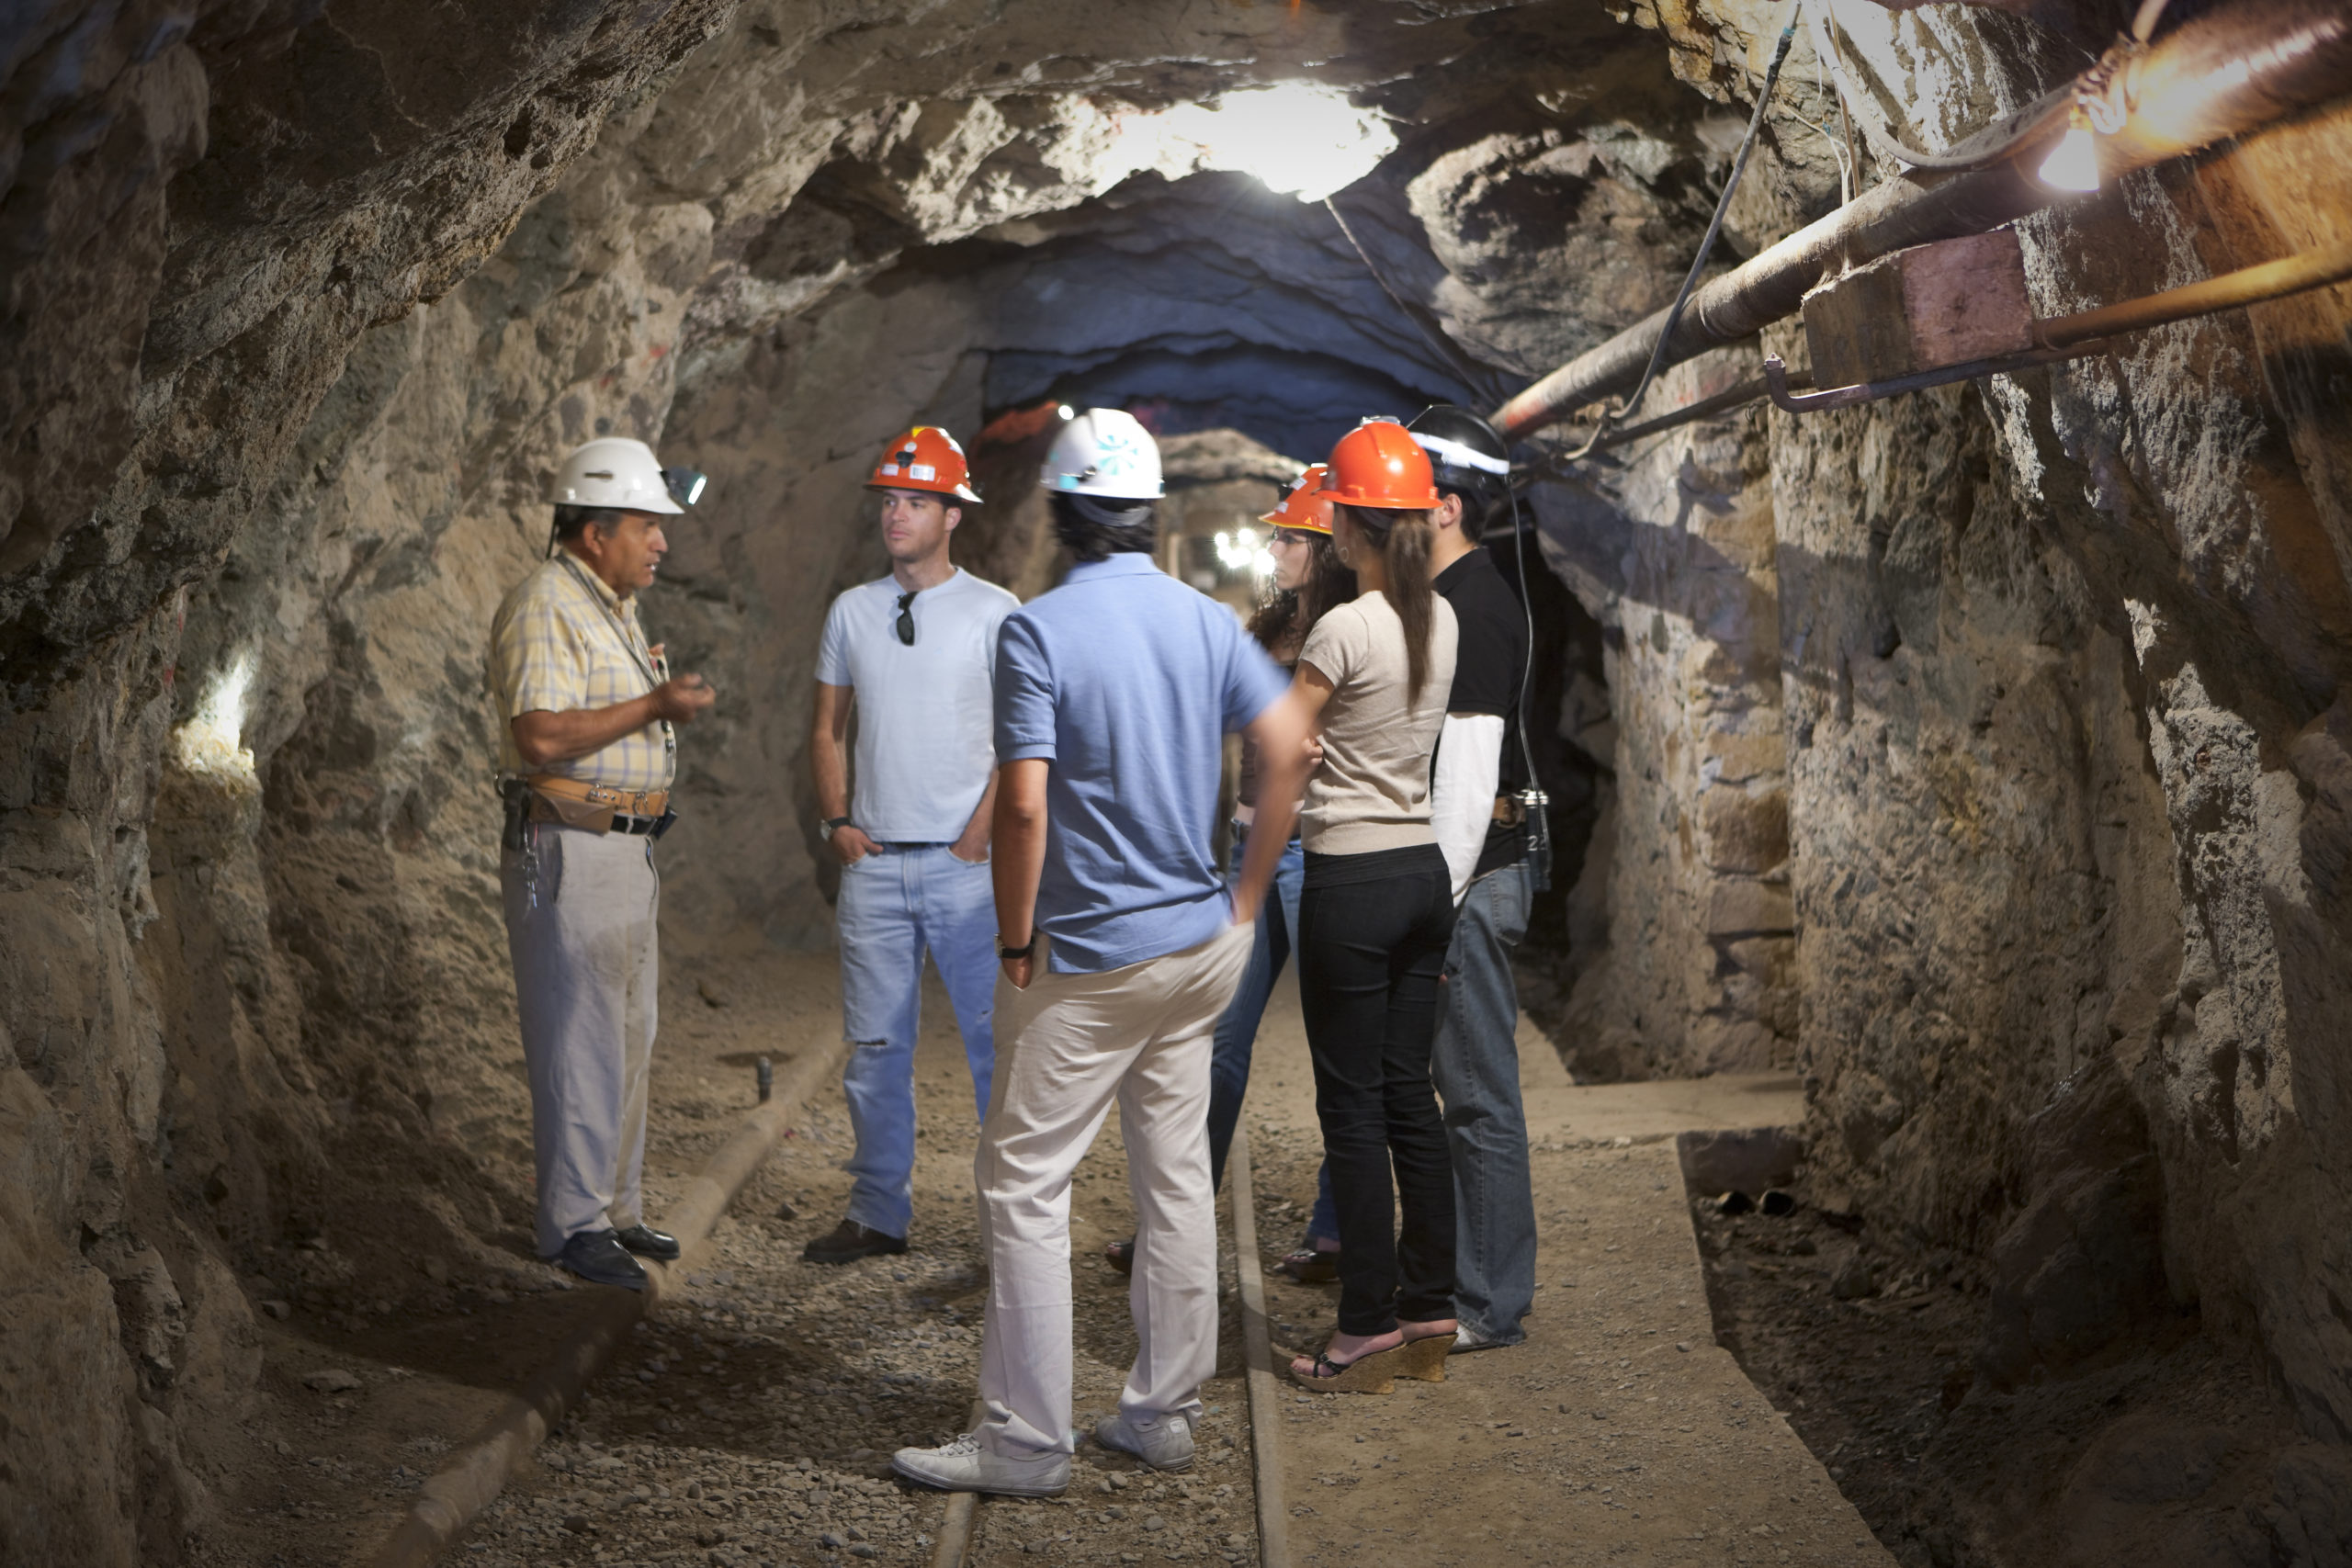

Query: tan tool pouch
left=525, top=792, right=617, bottom=833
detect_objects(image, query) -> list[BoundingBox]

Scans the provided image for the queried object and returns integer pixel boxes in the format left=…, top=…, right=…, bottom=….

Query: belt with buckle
left=525, top=773, right=670, bottom=818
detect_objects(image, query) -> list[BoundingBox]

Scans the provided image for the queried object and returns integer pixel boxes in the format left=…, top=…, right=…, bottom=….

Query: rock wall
left=1538, top=347, right=1796, bottom=1081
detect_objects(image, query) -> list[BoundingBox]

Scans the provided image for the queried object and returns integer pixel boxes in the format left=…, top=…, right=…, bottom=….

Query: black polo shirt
left=1434, top=547, right=1530, bottom=877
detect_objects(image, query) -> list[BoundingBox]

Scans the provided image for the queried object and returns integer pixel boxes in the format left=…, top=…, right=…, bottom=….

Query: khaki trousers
left=501, top=825, right=659, bottom=1258
left=975, top=921, right=1252, bottom=1458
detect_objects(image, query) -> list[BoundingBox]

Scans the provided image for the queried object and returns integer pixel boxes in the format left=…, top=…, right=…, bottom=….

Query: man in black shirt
left=1410, top=405, right=1538, bottom=1353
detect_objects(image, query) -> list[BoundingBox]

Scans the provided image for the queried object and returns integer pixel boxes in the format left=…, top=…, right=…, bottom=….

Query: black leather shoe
left=616, top=1224, right=681, bottom=1260
left=556, top=1228, right=648, bottom=1291
left=802, top=1218, right=908, bottom=1265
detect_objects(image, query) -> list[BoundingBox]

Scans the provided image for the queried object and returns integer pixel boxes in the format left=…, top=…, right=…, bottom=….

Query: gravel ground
left=460, top=957, right=1260, bottom=1568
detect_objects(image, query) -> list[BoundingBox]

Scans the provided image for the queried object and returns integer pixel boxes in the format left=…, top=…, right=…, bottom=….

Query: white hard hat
left=548, top=437, right=684, bottom=515
left=1040, top=408, right=1164, bottom=501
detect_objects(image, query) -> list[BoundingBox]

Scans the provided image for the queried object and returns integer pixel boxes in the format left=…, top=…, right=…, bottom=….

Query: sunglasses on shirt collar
left=895, top=590, right=917, bottom=646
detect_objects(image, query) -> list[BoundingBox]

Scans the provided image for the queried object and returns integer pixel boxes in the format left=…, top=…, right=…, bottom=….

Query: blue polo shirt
left=994, top=553, right=1292, bottom=974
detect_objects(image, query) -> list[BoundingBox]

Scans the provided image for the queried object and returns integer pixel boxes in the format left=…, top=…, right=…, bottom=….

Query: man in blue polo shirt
left=894, top=409, right=1310, bottom=1496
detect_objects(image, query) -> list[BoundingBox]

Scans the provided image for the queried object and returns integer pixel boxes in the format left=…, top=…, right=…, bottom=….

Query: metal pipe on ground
left=368, top=1040, right=848, bottom=1568
left=1489, top=0, right=2352, bottom=440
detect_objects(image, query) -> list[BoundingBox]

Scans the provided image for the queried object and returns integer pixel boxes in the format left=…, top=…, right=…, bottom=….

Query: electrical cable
left=1324, top=193, right=1509, bottom=403
left=1504, top=479, right=1550, bottom=894
left=1555, top=4, right=1801, bottom=464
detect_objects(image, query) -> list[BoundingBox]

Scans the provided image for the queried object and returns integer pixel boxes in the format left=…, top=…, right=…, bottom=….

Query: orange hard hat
left=866, top=425, right=982, bottom=503
left=1319, top=418, right=1441, bottom=510
left=1260, top=464, right=1334, bottom=535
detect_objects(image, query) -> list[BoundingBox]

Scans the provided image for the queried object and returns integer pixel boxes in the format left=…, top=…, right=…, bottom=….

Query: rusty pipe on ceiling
left=1489, top=0, right=2352, bottom=442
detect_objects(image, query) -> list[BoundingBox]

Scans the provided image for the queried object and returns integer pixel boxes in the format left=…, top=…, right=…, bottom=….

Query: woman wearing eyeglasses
left=1103, top=464, right=1355, bottom=1277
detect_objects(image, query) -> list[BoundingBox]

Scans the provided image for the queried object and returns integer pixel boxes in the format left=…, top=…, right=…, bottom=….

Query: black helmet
left=1406, top=405, right=1510, bottom=536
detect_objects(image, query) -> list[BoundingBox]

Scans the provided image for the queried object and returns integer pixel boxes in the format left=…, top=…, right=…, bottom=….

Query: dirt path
left=201, top=942, right=1901, bottom=1568
left=459, top=958, right=1257, bottom=1568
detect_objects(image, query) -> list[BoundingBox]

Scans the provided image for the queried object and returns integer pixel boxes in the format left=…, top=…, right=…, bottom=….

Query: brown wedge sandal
left=1395, top=1330, right=1456, bottom=1382
left=1287, top=1342, right=1407, bottom=1395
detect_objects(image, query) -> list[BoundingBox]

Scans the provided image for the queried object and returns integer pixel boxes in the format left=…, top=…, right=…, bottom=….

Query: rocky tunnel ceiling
left=8, top=0, right=2352, bottom=1561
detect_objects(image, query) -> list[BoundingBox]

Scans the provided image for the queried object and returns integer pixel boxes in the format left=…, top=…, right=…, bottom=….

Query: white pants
left=975, top=922, right=1252, bottom=1459
left=501, top=825, right=659, bottom=1258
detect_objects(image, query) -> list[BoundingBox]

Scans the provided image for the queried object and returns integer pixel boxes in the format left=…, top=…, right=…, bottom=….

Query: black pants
left=1297, top=843, right=1459, bottom=1336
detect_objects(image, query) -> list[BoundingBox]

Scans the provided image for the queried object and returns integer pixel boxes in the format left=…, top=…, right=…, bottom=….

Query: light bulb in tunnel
left=1057, top=403, right=1075, bottom=420
left=1253, top=547, right=1276, bottom=579
left=2036, top=123, right=2100, bottom=193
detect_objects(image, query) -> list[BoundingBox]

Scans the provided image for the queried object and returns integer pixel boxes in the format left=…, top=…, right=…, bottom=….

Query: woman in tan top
left=1285, top=419, right=1463, bottom=1392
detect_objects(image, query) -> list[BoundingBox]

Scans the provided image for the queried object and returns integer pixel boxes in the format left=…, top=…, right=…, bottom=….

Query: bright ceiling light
left=2036, top=122, right=2100, bottom=192
left=1057, top=403, right=1075, bottom=420
left=1112, top=83, right=1396, bottom=203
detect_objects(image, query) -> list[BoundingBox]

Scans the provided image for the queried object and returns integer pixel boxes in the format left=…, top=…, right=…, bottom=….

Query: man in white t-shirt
left=808, top=425, right=1020, bottom=1264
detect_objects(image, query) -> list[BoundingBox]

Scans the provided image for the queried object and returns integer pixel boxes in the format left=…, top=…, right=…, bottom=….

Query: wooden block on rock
left=1802, top=230, right=2033, bottom=388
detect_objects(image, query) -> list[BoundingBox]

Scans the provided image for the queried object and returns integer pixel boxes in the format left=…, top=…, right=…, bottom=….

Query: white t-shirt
left=817, top=568, right=1020, bottom=841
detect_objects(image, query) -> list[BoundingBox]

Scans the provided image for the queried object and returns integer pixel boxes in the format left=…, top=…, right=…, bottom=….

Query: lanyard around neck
left=558, top=555, right=662, bottom=693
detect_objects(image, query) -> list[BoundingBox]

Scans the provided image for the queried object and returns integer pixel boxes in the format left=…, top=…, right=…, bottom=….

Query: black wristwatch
left=820, top=816, right=852, bottom=840
left=998, top=931, right=1036, bottom=962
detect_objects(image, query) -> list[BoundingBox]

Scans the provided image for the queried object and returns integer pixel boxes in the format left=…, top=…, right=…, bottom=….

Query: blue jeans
left=1431, top=859, right=1535, bottom=1342
left=836, top=844, right=999, bottom=1238
left=1206, top=832, right=1305, bottom=1191
left=1302, top=859, right=1533, bottom=1329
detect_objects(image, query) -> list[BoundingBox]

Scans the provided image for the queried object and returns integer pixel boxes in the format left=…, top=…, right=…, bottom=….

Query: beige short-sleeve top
left=1295, top=591, right=1457, bottom=854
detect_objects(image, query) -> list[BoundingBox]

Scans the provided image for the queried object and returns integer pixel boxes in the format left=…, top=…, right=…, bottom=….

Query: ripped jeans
left=836, top=843, right=1000, bottom=1238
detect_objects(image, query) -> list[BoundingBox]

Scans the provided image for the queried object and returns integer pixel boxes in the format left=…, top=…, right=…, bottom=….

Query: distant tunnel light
left=1215, top=526, right=1276, bottom=580
left=1115, top=83, right=1396, bottom=202
left=173, top=648, right=259, bottom=788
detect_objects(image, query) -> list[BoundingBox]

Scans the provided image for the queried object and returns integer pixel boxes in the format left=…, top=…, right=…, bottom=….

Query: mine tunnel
left=6, top=1, right=2352, bottom=1564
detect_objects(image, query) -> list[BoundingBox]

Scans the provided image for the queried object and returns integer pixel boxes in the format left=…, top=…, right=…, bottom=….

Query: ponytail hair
left=1336, top=502, right=1438, bottom=705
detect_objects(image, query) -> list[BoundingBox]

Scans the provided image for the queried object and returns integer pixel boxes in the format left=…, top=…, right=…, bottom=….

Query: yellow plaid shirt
left=488, top=556, right=676, bottom=794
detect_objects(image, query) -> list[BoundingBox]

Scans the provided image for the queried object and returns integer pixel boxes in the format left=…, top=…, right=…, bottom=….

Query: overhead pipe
left=1490, top=0, right=2352, bottom=442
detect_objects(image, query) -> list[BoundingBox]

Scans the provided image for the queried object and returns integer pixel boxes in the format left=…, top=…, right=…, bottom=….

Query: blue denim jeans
left=1303, top=858, right=1532, bottom=1331
left=1431, top=858, right=1535, bottom=1341
left=836, top=843, right=999, bottom=1238
left=1205, top=831, right=1305, bottom=1191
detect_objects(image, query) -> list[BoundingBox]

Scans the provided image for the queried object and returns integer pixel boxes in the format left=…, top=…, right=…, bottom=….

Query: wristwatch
left=820, top=816, right=852, bottom=840
left=997, top=931, right=1036, bottom=962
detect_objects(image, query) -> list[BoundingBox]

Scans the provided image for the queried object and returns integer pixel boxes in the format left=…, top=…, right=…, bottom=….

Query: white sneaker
left=891, top=1433, right=1069, bottom=1497
left=1093, top=1410, right=1195, bottom=1472
left=1450, top=1323, right=1514, bottom=1353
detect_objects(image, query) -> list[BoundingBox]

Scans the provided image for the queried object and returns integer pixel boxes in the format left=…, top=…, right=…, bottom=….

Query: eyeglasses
left=895, top=591, right=917, bottom=646
left=1272, top=529, right=1317, bottom=547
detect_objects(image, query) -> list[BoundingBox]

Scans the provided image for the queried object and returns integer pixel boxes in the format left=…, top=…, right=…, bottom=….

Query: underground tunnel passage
left=5, top=1, right=2352, bottom=1565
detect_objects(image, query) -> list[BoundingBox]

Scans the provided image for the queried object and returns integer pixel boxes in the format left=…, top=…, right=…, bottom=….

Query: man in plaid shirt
left=489, top=437, right=715, bottom=1290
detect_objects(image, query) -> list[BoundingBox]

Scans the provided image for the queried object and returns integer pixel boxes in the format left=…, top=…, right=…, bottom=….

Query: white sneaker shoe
left=1093, top=1410, right=1195, bottom=1472
left=891, top=1432, right=1069, bottom=1496
left=1450, top=1323, right=1514, bottom=1353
